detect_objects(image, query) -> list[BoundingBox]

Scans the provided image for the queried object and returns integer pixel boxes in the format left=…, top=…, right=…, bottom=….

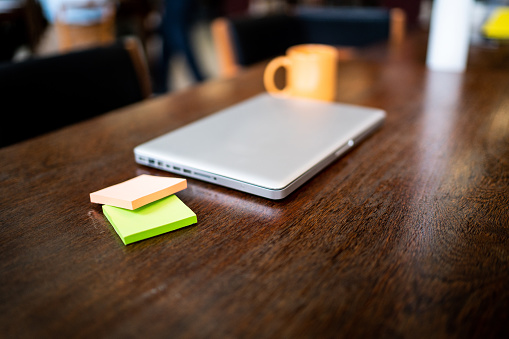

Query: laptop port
left=194, top=172, right=210, bottom=179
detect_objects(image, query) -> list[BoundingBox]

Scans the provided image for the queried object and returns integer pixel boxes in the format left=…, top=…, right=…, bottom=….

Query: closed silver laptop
left=134, top=93, right=385, bottom=199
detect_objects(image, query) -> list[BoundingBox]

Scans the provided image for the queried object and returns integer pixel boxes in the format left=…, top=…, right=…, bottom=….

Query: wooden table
left=1, top=30, right=508, bottom=338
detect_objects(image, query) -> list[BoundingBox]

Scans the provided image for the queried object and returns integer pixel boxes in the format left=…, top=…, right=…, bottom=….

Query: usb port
left=173, top=166, right=181, bottom=171
left=183, top=169, right=191, bottom=174
left=194, top=172, right=210, bottom=179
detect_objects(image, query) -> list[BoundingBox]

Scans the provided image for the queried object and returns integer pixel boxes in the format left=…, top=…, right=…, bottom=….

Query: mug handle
left=263, top=56, right=291, bottom=96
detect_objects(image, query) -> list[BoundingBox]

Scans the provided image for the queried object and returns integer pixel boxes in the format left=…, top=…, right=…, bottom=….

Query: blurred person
left=153, top=0, right=205, bottom=93
left=38, top=0, right=114, bottom=25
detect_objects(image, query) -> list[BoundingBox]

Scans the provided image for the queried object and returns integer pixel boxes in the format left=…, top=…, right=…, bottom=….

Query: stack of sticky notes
left=90, top=174, right=197, bottom=245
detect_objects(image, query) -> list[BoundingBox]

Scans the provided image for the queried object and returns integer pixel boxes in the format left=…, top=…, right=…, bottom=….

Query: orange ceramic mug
left=263, top=44, right=338, bottom=102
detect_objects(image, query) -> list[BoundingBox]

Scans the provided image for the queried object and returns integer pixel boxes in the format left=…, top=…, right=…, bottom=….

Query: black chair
left=212, top=6, right=406, bottom=77
left=294, top=6, right=393, bottom=46
left=224, top=13, right=302, bottom=68
left=0, top=36, right=152, bottom=148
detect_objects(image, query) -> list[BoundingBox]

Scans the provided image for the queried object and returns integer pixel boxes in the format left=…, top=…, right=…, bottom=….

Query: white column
left=426, top=0, right=474, bottom=73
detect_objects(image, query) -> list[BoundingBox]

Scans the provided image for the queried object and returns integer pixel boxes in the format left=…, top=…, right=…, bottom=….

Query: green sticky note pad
left=102, top=195, right=197, bottom=245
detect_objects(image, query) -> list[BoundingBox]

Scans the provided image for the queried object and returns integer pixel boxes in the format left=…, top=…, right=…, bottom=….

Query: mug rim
left=287, top=44, right=338, bottom=57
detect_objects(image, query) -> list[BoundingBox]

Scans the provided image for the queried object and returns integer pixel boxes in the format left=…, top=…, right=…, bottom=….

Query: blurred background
left=0, top=0, right=505, bottom=93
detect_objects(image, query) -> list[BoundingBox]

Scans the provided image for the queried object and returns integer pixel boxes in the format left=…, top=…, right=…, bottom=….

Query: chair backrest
left=0, top=36, right=152, bottom=147
left=226, top=14, right=303, bottom=68
left=294, top=6, right=391, bottom=46
left=212, top=6, right=406, bottom=78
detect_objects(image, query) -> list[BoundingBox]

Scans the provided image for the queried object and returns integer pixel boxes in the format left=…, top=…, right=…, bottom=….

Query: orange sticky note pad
left=90, top=175, right=187, bottom=210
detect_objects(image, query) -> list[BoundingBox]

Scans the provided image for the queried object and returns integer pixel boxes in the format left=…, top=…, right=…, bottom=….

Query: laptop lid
left=134, top=93, right=385, bottom=199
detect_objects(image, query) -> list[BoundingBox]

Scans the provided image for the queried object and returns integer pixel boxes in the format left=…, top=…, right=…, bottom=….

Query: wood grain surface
left=1, top=30, right=508, bottom=339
